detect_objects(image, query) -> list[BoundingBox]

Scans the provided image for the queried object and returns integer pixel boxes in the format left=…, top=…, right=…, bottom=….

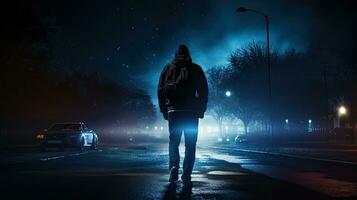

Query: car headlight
left=36, top=134, right=45, bottom=139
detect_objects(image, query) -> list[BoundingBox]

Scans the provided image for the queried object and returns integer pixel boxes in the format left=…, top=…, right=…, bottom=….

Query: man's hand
left=163, top=113, right=168, bottom=120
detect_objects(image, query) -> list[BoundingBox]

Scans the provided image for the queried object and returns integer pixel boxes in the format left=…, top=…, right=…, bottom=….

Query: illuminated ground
left=1, top=143, right=356, bottom=200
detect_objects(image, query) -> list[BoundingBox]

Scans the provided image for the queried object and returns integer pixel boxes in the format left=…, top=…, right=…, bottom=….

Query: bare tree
left=207, top=66, right=231, bottom=137
left=227, top=42, right=269, bottom=136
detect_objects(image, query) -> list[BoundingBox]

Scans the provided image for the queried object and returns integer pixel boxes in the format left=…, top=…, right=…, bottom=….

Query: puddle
left=208, top=153, right=256, bottom=164
left=207, top=171, right=247, bottom=175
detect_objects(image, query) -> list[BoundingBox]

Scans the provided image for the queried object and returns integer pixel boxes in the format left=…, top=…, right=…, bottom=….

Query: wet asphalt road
left=0, top=143, right=356, bottom=200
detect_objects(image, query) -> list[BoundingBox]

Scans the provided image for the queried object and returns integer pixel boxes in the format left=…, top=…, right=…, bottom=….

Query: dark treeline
left=1, top=67, right=156, bottom=128
left=0, top=2, right=156, bottom=134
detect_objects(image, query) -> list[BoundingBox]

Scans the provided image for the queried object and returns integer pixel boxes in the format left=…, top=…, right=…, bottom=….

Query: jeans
left=168, top=111, right=198, bottom=182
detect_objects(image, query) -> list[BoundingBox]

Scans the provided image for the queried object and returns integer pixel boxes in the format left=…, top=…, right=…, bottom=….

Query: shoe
left=169, top=166, right=179, bottom=182
left=181, top=180, right=193, bottom=195
left=181, top=184, right=192, bottom=195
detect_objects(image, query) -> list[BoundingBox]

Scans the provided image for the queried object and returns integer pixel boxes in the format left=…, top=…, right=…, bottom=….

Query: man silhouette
left=157, top=44, right=208, bottom=185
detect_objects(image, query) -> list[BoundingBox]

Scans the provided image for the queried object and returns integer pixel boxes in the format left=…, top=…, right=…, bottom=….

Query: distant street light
left=237, top=6, right=273, bottom=147
left=284, top=119, right=289, bottom=132
left=308, top=119, right=313, bottom=132
left=338, top=105, right=347, bottom=116
left=225, top=90, right=232, bottom=97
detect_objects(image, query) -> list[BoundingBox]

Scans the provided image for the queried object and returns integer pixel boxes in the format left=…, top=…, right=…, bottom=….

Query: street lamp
left=225, top=90, right=232, bottom=97
left=237, top=6, right=273, bottom=147
left=338, top=105, right=347, bottom=116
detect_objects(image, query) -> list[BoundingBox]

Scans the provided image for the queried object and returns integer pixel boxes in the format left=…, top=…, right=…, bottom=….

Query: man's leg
left=182, top=117, right=198, bottom=184
left=168, top=113, right=182, bottom=182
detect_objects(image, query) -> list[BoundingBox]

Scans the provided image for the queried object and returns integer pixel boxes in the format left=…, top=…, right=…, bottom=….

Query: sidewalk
left=224, top=142, right=357, bottom=164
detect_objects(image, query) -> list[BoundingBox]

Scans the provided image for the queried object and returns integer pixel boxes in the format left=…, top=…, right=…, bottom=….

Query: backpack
left=163, top=63, right=194, bottom=101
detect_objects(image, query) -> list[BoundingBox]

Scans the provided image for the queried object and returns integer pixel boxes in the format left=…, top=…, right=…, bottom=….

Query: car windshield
left=49, top=124, right=81, bottom=131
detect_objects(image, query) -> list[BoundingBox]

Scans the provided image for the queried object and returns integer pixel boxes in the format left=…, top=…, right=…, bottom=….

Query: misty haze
left=1, top=1, right=357, bottom=200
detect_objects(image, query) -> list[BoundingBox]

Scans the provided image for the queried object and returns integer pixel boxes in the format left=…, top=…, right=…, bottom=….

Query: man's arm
left=157, top=65, right=169, bottom=119
left=197, top=66, right=208, bottom=118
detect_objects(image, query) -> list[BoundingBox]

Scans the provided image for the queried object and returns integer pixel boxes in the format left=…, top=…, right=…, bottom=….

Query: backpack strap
left=163, top=63, right=175, bottom=85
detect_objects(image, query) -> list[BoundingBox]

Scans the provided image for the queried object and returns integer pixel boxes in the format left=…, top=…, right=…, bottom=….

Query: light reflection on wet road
left=208, top=145, right=357, bottom=198
left=1, top=143, right=356, bottom=199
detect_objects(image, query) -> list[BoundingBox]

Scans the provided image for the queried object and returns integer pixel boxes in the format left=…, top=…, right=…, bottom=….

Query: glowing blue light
left=225, top=90, right=231, bottom=97
left=308, top=119, right=312, bottom=124
left=285, top=119, right=289, bottom=124
left=226, top=138, right=230, bottom=142
left=218, top=138, right=223, bottom=142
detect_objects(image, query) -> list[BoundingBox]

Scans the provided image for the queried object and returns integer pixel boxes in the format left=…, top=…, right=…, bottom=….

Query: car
left=36, top=122, right=98, bottom=151
left=234, top=135, right=247, bottom=144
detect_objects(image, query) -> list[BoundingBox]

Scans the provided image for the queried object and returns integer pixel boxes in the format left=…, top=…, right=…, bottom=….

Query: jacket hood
left=173, top=44, right=192, bottom=65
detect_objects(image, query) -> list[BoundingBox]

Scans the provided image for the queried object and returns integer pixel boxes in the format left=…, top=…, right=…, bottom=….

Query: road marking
left=39, top=150, right=98, bottom=161
left=69, top=152, right=88, bottom=156
left=40, top=155, right=65, bottom=161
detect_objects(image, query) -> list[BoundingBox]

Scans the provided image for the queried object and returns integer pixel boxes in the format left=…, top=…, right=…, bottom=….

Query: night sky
left=13, top=0, right=357, bottom=104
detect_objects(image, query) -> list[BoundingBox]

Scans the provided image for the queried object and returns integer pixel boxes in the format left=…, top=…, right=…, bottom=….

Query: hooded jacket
left=157, top=45, right=208, bottom=119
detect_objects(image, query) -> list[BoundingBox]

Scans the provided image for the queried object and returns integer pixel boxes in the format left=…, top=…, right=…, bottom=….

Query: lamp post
left=237, top=7, right=273, bottom=148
